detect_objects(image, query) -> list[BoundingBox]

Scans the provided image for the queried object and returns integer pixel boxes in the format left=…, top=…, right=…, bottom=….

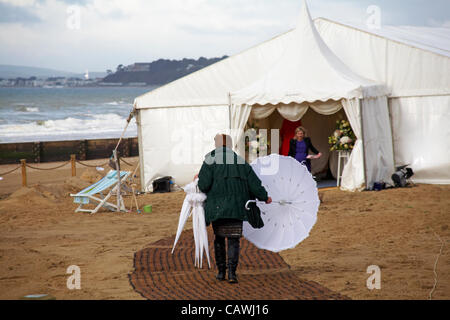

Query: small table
left=337, top=150, right=350, bottom=186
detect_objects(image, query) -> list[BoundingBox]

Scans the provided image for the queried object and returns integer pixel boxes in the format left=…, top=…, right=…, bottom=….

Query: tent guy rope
left=428, top=229, right=445, bottom=300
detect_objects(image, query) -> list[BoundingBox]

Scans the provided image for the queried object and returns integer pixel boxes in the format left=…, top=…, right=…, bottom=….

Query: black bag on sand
left=152, top=176, right=172, bottom=193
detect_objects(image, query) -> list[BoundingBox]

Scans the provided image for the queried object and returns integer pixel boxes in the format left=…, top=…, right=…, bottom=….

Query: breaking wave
left=16, top=106, right=40, bottom=113
left=0, top=113, right=137, bottom=143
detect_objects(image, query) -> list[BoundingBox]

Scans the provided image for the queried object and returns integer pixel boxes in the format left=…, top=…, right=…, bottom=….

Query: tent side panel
left=139, top=105, right=230, bottom=190
left=389, top=96, right=450, bottom=184
left=361, top=96, right=395, bottom=189
left=316, top=19, right=450, bottom=96
left=386, top=40, right=450, bottom=97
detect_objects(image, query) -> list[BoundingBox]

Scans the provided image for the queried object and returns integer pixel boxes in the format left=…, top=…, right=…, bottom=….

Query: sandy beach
left=0, top=157, right=448, bottom=300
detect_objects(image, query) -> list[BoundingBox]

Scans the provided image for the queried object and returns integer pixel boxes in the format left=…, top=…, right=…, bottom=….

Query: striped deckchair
left=70, top=170, right=130, bottom=214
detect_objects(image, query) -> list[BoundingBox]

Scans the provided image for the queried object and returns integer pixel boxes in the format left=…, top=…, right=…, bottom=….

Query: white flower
left=333, top=130, right=341, bottom=138
left=340, top=136, right=352, bottom=144
left=249, top=140, right=259, bottom=149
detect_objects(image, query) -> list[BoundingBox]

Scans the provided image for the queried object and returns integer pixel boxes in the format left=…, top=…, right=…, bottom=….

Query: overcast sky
left=0, top=0, right=449, bottom=73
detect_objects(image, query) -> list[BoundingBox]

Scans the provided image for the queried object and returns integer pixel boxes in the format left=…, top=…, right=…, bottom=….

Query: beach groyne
left=0, top=137, right=139, bottom=164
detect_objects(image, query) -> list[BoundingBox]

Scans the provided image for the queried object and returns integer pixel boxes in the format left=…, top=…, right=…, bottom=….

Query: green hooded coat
left=197, top=147, right=268, bottom=225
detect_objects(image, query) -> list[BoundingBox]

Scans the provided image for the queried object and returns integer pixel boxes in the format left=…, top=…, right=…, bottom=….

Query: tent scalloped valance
left=246, top=100, right=343, bottom=121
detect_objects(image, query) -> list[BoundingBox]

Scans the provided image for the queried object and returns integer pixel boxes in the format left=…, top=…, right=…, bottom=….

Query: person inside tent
left=195, top=133, right=272, bottom=283
left=280, top=118, right=303, bottom=156
left=288, top=126, right=322, bottom=172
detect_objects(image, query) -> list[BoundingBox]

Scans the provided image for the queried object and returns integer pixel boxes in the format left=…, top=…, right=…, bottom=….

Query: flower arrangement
left=328, top=119, right=356, bottom=151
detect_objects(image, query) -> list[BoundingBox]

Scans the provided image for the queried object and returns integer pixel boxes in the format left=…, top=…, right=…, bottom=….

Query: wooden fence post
left=20, top=159, right=27, bottom=187
left=123, top=138, right=130, bottom=157
left=78, top=140, right=87, bottom=160
left=71, top=154, right=76, bottom=177
left=33, top=142, right=41, bottom=163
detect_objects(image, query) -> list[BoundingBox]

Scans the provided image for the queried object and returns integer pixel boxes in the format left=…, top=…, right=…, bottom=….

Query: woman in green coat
left=196, top=134, right=272, bottom=283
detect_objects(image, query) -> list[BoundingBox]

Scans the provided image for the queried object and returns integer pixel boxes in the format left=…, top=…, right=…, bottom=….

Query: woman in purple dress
left=288, top=126, right=322, bottom=172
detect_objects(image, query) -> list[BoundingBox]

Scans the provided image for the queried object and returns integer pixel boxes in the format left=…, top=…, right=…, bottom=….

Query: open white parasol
left=243, top=154, right=319, bottom=252
left=171, top=179, right=211, bottom=268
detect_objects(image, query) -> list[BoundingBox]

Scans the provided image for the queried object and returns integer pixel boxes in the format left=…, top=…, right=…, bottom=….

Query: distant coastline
left=0, top=84, right=156, bottom=88
left=0, top=56, right=228, bottom=88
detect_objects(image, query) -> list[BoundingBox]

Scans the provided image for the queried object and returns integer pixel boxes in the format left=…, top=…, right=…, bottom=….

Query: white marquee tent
left=314, top=19, right=450, bottom=185
left=134, top=1, right=450, bottom=191
left=229, top=2, right=393, bottom=192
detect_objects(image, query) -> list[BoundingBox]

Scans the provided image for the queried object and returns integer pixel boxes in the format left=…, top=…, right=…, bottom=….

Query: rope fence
left=76, top=160, right=109, bottom=168
left=25, top=160, right=71, bottom=171
left=120, top=158, right=137, bottom=167
left=0, top=154, right=139, bottom=187
left=0, top=164, right=21, bottom=177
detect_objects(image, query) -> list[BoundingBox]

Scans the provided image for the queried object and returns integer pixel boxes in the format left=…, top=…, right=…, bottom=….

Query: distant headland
left=0, top=56, right=228, bottom=88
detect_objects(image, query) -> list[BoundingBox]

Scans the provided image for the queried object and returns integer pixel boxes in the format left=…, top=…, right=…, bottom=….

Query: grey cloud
left=56, top=0, right=127, bottom=19
left=0, top=2, right=41, bottom=24
left=340, top=0, right=450, bottom=26
left=54, top=0, right=92, bottom=5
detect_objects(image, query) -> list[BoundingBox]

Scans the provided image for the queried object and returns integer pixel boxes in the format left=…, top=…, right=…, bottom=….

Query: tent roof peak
left=230, top=0, right=386, bottom=106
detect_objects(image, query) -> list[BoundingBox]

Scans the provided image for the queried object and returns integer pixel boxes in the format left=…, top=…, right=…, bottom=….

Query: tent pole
left=387, top=97, right=397, bottom=167
left=135, top=108, right=146, bottom=193
left=228, top=93, right=233, bottom=150
left=113, top=149, right=122, bottom=212
left=359, top=99, right=368, bottom=190
left=228, top=92, right=232, bottom=131
left=114, top=108, right=134, bottom=153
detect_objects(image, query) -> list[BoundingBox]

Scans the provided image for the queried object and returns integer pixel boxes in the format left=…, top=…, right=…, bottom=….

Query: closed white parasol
left=172, top=179, right=211, bottom=268
left=243, top=154, right=319, bottom=252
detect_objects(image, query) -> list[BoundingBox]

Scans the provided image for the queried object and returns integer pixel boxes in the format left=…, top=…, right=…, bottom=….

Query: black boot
left=227, top=237, right=240, bottom=283
left=214, top=236, right=226, bottom=281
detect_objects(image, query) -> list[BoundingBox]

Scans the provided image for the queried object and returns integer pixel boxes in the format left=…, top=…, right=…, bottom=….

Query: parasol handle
left=245, top=200, right=256, bottom=210
left=245, top=199, right=293, bottom=210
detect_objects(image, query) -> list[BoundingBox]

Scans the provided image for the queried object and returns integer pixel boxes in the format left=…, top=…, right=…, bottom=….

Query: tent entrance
left=242, top=106, right=350, bottom=187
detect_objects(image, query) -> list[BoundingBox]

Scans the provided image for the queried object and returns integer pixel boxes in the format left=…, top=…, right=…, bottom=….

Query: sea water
left=0, top=86, right=157, bottom=143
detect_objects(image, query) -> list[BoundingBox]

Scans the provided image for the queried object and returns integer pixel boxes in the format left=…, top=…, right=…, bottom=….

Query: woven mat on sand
left=129, top=228, right=349, bottom=300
